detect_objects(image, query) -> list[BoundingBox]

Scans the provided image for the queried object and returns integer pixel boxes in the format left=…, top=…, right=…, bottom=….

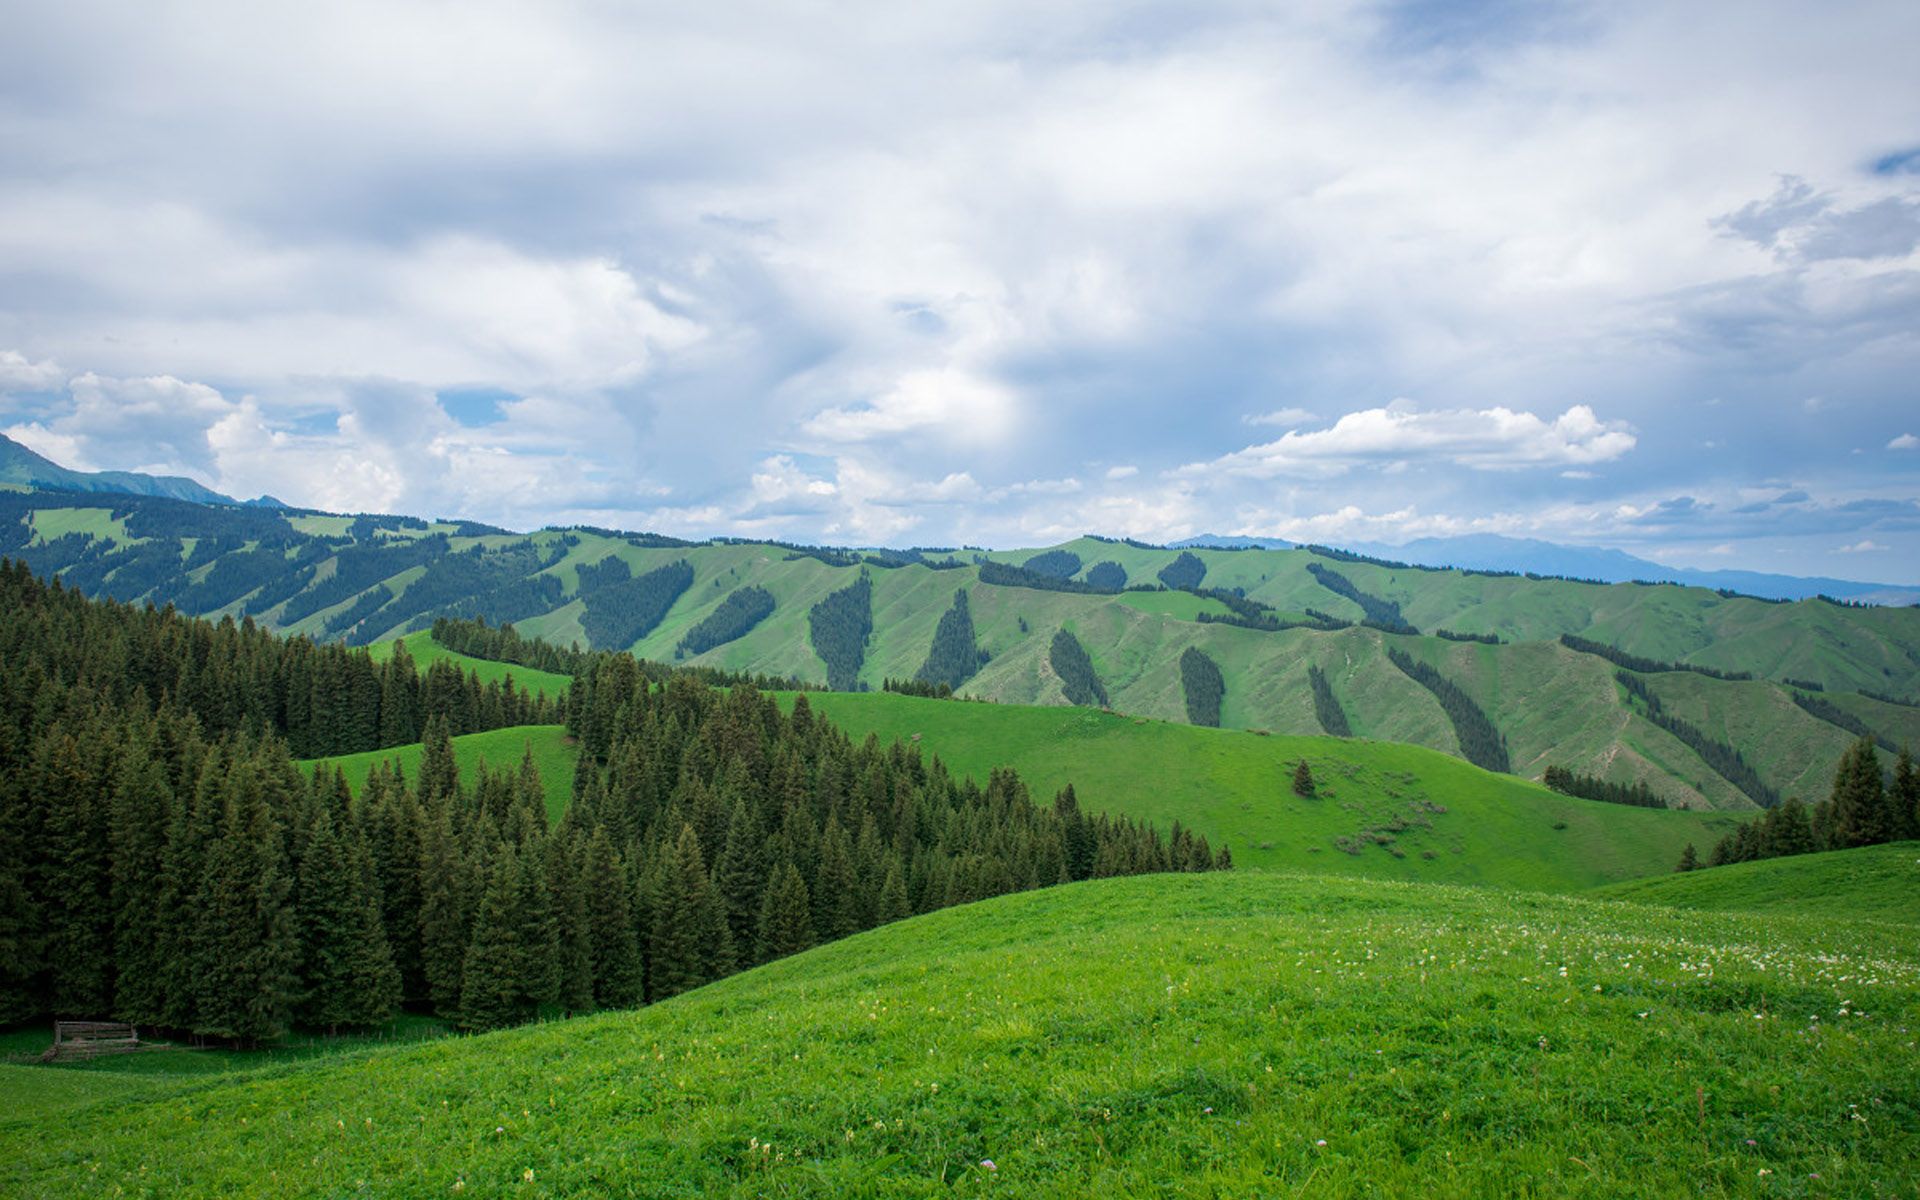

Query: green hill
left=794, top=692, right=1734, bottom=890
left=5, top=871, right=1915, bottom=1197
left=299, top=725, right=575, bottom=823
left=1594, top=842, right=1920, bottom=924
left=9, top=489, right=1919, bottom=814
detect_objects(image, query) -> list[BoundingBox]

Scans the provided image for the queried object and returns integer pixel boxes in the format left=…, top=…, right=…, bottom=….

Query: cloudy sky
left=2, top=0, right=1917, bottom=578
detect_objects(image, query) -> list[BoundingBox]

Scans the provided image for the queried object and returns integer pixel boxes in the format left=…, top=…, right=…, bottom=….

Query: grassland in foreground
left=1, top=870, right=1913, bottom=1198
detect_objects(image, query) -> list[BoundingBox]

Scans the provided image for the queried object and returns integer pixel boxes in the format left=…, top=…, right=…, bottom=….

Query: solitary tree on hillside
left=1676, top=843, right=1698, bottom=872
left=1292, top=759, right=1316, bottom=798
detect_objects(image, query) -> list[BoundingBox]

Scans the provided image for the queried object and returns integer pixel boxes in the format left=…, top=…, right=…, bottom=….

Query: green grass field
left=792, top=691, right=1734, bottom=891
left=1593, top=842, right=1920, bottom=925
left=299, top=725, right=576, bottom=823
left=3, top=870, right=1914, bottom=1197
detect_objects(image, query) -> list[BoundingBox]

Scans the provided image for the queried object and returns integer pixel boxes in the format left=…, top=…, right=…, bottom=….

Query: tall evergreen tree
left=755, top=861, right=814, bottom=964
left=1829, top=736, right=1888, bottom=849
left=583, top=829, right=642, bottom=1008
left=1889, top=747, right=1919, bottom=843
left=459, top=843, right=532, bottom=1031
left=194, top=758, right=299, bottom=1044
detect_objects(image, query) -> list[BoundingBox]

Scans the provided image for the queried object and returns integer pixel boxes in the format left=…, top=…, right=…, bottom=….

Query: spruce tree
left=1768, top=796, right=1816, bottom=858
left=755, top=861, right=814, bottom=964
left=416, top=802, right=468, bottom=1018
left=1889, top=747, right=1919, bottom=842
left=877, top=862, right=910, bottom=924
left=812, top=816, right=859, bottom=942
left=194, top=759, right=299, bottom=1044
left=108, top=735, right=172, bottom=1025
left=712, top=798, right=765, bottom=952
left=1292, top=759, right=1316, bottom=798
left=459, top=843, right=531, bottom=1031
left=584, top=829, right=642, bottom=1008
left=1829, top=736, right=1887, bottom=848
left=1676, top=842, right=1698, bottom=872
left=646, top=826, right=712, bottom=1001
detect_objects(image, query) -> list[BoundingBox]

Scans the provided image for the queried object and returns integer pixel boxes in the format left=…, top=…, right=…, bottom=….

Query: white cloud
left=1244, top=407, right=1316, bottom=428
left=800, top=368, right=1017, bottom=445
left=1104, top=464, right=1138, bottom=480
left=1890, top=433, right=1919, bottom=450
left=1185, top=404, right=1637, bottom=479
left=0, top=350, right=64, bottom=393
left=1836, top=539, right=1887, bottom=553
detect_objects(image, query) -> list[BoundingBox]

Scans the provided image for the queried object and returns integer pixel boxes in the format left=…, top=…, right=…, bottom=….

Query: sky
left=1, top=0, right=1917, bottom=579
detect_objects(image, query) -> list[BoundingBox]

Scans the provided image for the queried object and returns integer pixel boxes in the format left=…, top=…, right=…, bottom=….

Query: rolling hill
left=7, top=483, right=1919, bottom=815
left=4, top=870, right=1915, bottom=1197
left=1593, top=841, right=1920, bottom=924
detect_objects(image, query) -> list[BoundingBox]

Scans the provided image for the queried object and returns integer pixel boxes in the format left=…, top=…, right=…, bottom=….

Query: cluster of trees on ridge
left=1558, top=634, right=1754, bottom=682
left=1307, top=666, right=1352, bottom=737
left=0, top=560, right=1228, bottom=1039
left=1615, top=672, right=1778, bottom=807
left=914, top=589, right=989, bottom=691
left=1680, top=737, right=1918, bottom=871
left=675, top=585, right=776, bottom=658
left=1180, top=647, right=1225, bottom=727
left=1306, top=563, right=1418, bottom=635
left=579, top=559, right=694, bottom=650
left=1385, top=648, right=1509, bottom=772
left=808, top=573, right=874, bottom=691
left=1049, top=629, right=1109, bottom=707
left=1542, top=766, right=1670, bottom=809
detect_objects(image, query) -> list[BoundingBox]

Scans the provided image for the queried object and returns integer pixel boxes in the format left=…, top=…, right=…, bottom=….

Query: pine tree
left=38, top=730, right=112, bottom=1016
left=646, top=826, right=715, bottom=1001
left=1889, top=747, right=1919, bottom=843
left=1828, top=736, right=1888, bottom=848
left=712, top=798, right=765, bottom=953
left=1768, top=796, right=1816, bottom=858
left=1292, top=759, right=1316, bottom=798
left=584, top=829, right=642, bottom=1008
left=416, top=802, right=468, bottom=1018
left=194, top=759, right=299, bottom=1043
left=812, top=816, right=859, bottom=942
left=514, top=837, right=562, bottom=1010
left=755, top=861, right=814, bottom=964
left=876, top=862, right=910, bottom=924
left=1676, top=842, right=1698, bottom=872
left=108, top=734, right=172, bottom=1025
left=459, top=843, right=531, bottom=1031
left=417, top=715, right=459, bottom=812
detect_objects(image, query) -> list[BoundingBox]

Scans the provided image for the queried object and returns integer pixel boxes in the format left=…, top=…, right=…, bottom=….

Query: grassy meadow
left=792, top=691, right=1735, bottom=890
left=3, top=870, right=1914, bottom=1197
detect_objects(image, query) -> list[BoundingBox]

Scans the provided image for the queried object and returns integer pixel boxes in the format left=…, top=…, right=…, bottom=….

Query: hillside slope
left=8, top=488, right=1918, bottom=813
left=4, top=872, right=1915, bottom=1197
left=794, top=692, right=1733, bottom=890
left=1593, top=841, right=1920, bottom=924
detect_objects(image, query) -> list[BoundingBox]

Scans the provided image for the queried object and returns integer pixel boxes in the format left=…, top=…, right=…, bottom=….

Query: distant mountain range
left=1175, top=533, right=1919, bottom=606
left=0, top=432, right=283, bottom=508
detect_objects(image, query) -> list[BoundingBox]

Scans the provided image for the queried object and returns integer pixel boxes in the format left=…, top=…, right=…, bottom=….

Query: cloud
left=0, top=350, right=64, bottom=394
left=1186, top=404, right=1636, bottom=479
left=1243, top=407, right=1316, bottom=428
left=800, top=368, right=1017, bottom=446
left=1713, top=176, right=1920, bottom=263
left=1104, top=464, right=1138, bottom=480
left=1836, top=539, right=1887, bottom=553
left=1890, top=433, right=1919, bottom=450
